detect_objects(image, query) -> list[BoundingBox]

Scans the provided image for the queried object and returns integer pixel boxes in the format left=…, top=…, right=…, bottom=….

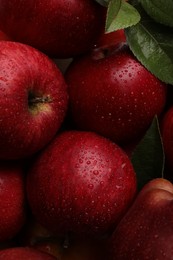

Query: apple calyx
left=28, top=92, right=52, bottom=114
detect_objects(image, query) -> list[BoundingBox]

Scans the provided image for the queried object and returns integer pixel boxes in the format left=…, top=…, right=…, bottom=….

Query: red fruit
left=65, top=44, right=167, bottom=145
left=0, top=162, right=26, bottom=242
left=0, top=41, right=68, bottom=159
left=0, top=247, right=57, bottom=260
left=94, top=29, right=126, bottom=50
left=27, top=130, right=136, bottom=237
left=0, top=0, right=106, bottom=58
left=108, top=178, right=173, bottom=260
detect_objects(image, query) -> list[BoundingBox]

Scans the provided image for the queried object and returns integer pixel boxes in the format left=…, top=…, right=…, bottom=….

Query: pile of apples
left=0, top=0, right=172, bottom=259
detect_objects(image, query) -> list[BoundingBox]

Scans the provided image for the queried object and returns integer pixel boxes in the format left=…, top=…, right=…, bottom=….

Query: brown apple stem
left=63, top=233, right=70, bottom=249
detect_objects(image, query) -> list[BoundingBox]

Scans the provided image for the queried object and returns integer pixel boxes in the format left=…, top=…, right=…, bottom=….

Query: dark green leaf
left=140, top=0, right=173, bottom=27
left=131, top=116, right=165, bottom=191
left=125, top=3, right=173, bottom=85
left=105, top=0, right=140, bottom=32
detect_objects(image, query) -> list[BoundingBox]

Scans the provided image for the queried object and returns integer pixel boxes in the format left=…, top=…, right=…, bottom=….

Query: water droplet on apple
left=75, top=163, right=79, bottom=168
left=93, top=170, right=99, bottom=176
left=79, top=158, right=83, bottom=164
left=87, top=160, right=91, bottom=165
left=88, top=184, right=94, bottom=189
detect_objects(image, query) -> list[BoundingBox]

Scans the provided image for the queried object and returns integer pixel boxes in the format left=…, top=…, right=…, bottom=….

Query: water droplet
left=93, top=170, right=99, bottom=176
left=79, top=158, right=83, bottom=164
left=88, top=184, right=94, bottom=189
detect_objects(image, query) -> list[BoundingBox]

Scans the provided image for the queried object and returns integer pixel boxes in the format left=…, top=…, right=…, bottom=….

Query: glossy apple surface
left=27, top=130, right=136, bottom=237
left=108, top=178, right=173, bottom=259
left=65, top=44, right=167, bottom=146
left=0, top=162, right=26, bottom=243
left=0, top=0, right=106, bottom=58
left=0, top=41, right=68, bottom=159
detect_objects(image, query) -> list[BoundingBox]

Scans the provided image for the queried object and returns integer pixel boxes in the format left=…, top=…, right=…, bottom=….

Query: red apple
left=0, top=41, right=68, bottom=160
left=65, top=44, right=167, bottom=146
left=0, top=247, right=57, bottom=259
left=94, top=29, right=126, bottom=50
left=27, top=130, right=136, bottom=238
left=108, top=178, right=173, bottom=259
left=0, top=161, right=26, bottom=243
left=0, top=0, right=106, bottom=58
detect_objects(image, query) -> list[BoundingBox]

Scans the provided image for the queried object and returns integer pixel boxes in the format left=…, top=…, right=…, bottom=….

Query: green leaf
left=125, top=3, right=173, bottom=85
left=131, top=116, right=165, bottom=191
left=140, top=0, right=173, bottom=27
left=105, top=0, right=141, bottom=33
left=105, top=0, right=122, bottom=32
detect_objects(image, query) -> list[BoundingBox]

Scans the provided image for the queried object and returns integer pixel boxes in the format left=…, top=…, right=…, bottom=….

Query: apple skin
left=108, top=178, right=173, bottom=260
left=0, top=247, right=57, bottom=260
left=0, top=0, right=106, bottom=58
left=0, top=161, right=26, bottom=243
left=0, top=41, right=68, bottom=160
left=65, top=44, right=167, bottom=146
left=27, top=130, right=137, bottom=238
left=94, top=29, right=126, bottom=50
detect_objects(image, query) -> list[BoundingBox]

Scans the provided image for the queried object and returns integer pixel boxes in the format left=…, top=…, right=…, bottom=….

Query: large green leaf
left=125, top=3, right=173, bottom=85
left=105, top=0, right=141, bottom=32
left=140, top=0, right=173, bottom=27
left=131, top=116, right=165, bottom=191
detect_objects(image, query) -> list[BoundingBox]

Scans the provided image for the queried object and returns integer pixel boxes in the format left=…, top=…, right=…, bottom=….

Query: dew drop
left=93, top=170, right=99, bottom=176
left=88, top=184, right=94, bottom=189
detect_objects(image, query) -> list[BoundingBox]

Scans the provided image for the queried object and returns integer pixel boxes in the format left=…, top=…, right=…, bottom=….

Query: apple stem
left=63, top=233, right=70, bottom=249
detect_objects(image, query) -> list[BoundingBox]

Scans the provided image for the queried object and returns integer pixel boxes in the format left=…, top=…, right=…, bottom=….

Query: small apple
left=108, top=178, right=173, bottom=259
left=0, top=41, right=68, bottom=160
left=0, top=0, right=106, bottom=58
left=65, top=44, right=167, bottom=146
left=27, top=130, right=136, bottom=238
left=0, top=247, right=57, bottom=260
left=0, top=161, right=26, bottom=243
